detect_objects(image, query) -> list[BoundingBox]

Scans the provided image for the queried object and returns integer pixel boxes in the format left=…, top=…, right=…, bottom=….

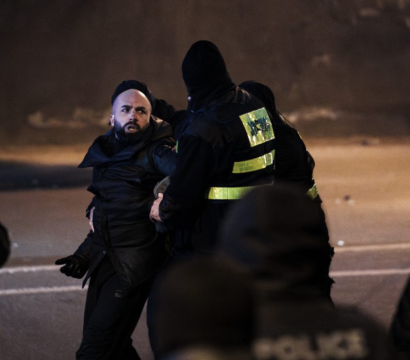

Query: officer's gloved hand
left=55, top=255, right=88, bottom=279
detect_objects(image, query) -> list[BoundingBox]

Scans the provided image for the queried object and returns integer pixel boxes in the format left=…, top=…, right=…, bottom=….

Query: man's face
left=110, top=89, right=152, bottom=141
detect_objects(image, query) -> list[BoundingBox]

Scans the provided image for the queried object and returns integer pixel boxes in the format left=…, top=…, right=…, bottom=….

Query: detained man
left=56, top=80, right=176, bottom=360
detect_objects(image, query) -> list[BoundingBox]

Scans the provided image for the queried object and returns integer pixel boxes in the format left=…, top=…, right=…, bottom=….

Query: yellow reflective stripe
left=306, top=183, right=318, bottom=200
left=232, top=150, right=275, bottom=174
left=207, top=186, right=255, bottom=200
left=176, top=141, right=179, bottom=154
left=208, top=183, right=318, bottom=200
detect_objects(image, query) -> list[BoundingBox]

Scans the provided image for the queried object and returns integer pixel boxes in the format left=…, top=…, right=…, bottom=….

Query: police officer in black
left=239, top=80, right=334, bottom=301
left=150, top=40, right=276, bottom=254
left=150, top=47, right=331, bottom=265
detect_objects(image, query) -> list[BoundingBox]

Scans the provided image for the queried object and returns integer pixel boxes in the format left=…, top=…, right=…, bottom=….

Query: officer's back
left=155, top=41, right=276, bottom=254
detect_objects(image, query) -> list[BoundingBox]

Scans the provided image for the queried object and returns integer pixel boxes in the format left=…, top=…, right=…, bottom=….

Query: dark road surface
left=0, top=160, right=92, bottom=191
left=1, top=142, right=410, bottom=360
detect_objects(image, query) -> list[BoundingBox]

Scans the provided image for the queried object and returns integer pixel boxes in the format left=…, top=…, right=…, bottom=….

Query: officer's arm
left=274, top=125, right=299, bottom=179
left=152, top=99, right=187, bottom=131
left=149, top=139, right=178, bottom=223
left=151, top=139, right=178, bottom=177
left=158, top=134, right=213, bottom=225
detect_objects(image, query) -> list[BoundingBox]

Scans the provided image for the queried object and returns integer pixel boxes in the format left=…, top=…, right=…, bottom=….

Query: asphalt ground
left=0, top=140, right=409, bottom=360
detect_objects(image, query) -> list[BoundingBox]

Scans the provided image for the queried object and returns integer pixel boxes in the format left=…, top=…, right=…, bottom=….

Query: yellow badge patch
left=239, top=107, right=274, bottom=147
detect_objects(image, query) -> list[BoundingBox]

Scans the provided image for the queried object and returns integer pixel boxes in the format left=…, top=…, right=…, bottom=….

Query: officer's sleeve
left=159, top=134, right=213, bottom=226
left=151, top=139, right=178, bottom=176
left=152, top=98, right=187, bottom=131
left=274, top=125, right=299, bottom=178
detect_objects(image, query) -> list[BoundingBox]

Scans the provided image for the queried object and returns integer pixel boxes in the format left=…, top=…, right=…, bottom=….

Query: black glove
left=55, top=255, right=88, bottom=279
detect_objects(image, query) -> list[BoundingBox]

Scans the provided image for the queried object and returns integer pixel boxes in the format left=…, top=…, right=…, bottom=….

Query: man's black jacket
left=74, top=118, right=176, bottom=294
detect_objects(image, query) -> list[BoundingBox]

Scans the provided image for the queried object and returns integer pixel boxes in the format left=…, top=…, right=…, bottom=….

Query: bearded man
left=55, top=80, right=176, bottom=360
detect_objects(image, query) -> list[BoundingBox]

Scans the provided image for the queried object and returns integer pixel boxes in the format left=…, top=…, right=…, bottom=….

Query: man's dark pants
left=146, top=247, right=199, bottom=358
left=76, top=256, right=152, bottom=360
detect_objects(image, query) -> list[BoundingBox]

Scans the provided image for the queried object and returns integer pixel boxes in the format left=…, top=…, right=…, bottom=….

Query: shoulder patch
left=239, top=107, right=274, bottom=147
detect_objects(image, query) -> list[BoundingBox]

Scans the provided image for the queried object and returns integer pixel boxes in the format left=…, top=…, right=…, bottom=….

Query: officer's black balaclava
left=182, top=40, right=236, bottom=112
left=218, top=185, right=331, bottom=298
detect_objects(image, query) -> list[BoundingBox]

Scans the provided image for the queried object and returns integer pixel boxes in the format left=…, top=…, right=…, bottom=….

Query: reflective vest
left=178, top=91, right=319, bottom=202
left=204, top=109, right=319, bottom=201
left=206, top=106, right=276, bottom=200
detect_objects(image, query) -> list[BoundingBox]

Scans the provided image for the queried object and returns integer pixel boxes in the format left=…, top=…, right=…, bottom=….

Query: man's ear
left=109, top=115, right=114, bottom=127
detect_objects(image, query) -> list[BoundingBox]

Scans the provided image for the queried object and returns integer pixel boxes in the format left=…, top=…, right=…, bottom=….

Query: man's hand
left=89, top=207, right=95, bottom=232
left=55, top=255, right=88, bottom=279
left=150, top=193, right=164, bottom=222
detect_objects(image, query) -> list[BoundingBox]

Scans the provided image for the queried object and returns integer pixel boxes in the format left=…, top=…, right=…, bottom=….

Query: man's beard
left=113, top=118, right=145, bottom=145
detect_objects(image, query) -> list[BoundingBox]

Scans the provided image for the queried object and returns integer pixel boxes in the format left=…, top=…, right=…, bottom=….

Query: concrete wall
left=1, top=0, right=409, bottom=143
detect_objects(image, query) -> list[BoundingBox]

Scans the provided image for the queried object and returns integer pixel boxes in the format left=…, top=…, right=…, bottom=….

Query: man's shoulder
left=150, top=116, right=174, bottom=141
left=78, top=132, right=112, bottom=168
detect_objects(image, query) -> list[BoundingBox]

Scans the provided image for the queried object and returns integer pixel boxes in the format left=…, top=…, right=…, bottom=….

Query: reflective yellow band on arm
left=207, top=186, right=255, bottom=200
left=232, top=150, right=275, bottom=174
left=207, top=182, right=318, bottom=201
left=306, top=183, right=318, bottom=200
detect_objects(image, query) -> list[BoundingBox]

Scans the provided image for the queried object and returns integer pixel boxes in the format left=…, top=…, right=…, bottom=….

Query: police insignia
left=239, top=107, right=274, bottom=147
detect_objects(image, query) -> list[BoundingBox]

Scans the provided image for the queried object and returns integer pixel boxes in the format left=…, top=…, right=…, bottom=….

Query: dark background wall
left=1, top=0, right=409, bottom=144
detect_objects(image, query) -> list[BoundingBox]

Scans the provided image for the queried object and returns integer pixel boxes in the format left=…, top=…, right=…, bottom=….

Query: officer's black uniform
left=158, top=41, right=276, bottom=254
left=239, top=80, right=334, bottom=299
left=152, top=80, right=330, bottom=262
left=147, top=40, right=277, bottom=358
